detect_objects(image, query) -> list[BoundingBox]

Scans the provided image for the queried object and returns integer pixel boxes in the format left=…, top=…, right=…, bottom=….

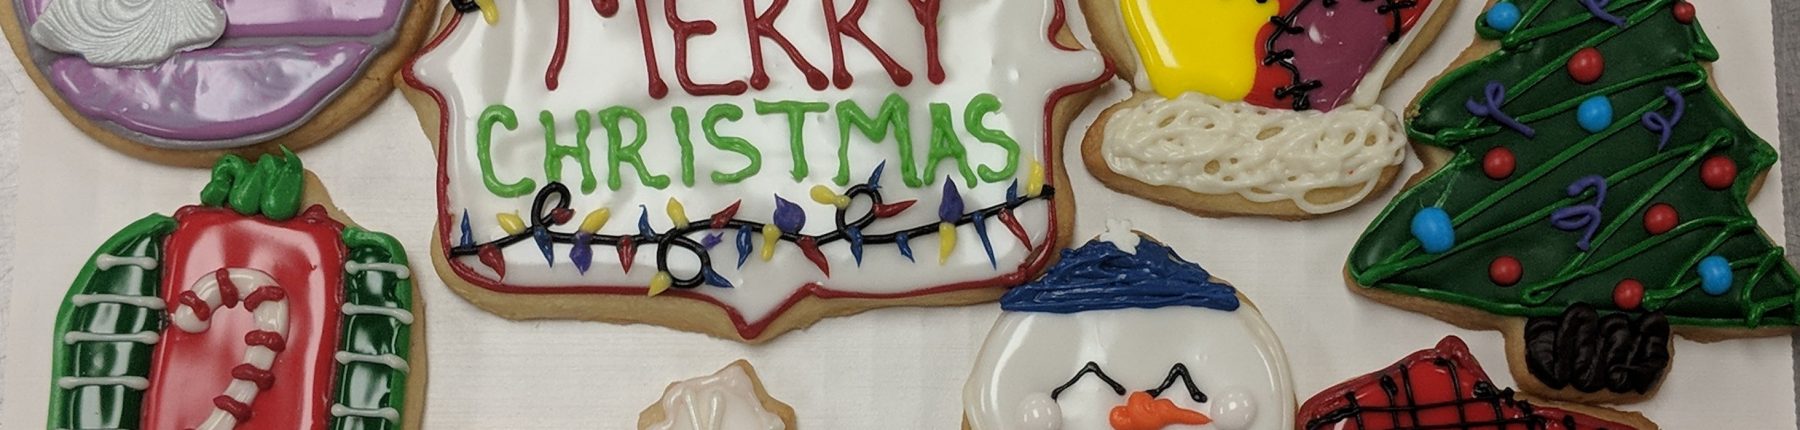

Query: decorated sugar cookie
left=1076, top=0, right=1456, bottom=218
left=1299, top=336, right=1658, bottom=430
left=964, top=225, right=1294, bottom=430
left=639, top=360, right=796, bottom=430
left=401, top=0, right=1109, bottom=342
left=46, top=151, right=424, bottom=429
left=1346, top=0, right=1799, bottom=404
left=2, top=0, right=433, bottom=165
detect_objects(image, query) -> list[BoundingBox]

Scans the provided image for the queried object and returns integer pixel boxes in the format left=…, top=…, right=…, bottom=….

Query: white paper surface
left=2, top=0, right=1792, bottom=428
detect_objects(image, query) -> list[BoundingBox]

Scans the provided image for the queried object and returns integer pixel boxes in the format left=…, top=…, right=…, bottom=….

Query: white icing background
left=0, top=0, right=1792, bottom=428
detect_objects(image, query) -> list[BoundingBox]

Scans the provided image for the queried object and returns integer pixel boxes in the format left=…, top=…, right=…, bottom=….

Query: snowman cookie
left=3, top=0, right=433, bottom=165
left=963, top=226, right=1294, bottom=429
left=1077, top=0, right=1456, bottom=218
left=638, top=360, right=796, bottom=430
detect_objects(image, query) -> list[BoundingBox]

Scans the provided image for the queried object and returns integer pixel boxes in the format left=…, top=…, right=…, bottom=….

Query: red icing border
left=401, top=0, right=1112, bottom=340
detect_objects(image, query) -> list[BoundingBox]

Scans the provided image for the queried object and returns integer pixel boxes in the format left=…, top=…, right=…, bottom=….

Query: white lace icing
left=28, top=0, right=226, bottom=68
left=649, top=365, right=785, bottom=430
left=1100, top=92, right=1406, bottom=214
left=1097, top=219, right=1139, bottom=255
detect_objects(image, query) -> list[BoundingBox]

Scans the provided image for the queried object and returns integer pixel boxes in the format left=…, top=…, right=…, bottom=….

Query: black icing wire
left=449, top=180, right=1054, bottom=289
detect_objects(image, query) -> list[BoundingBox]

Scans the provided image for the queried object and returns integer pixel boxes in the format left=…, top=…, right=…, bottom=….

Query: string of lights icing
left=449, top=162, right=1053, bottom=295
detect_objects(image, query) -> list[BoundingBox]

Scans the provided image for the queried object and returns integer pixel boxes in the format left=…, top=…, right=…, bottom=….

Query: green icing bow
left=200, top=148, right=307, bottom=221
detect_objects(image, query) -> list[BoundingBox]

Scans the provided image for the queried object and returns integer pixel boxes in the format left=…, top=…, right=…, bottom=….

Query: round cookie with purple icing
left=2, top=0, right=433, bottom=165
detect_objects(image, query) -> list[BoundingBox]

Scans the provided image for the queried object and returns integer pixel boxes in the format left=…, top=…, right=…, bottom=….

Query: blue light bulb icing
left=1001, top=236, right=1240, bottom=313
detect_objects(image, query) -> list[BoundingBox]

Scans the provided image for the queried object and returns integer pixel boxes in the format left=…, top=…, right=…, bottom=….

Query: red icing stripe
left=244, top=286, right=287, bottom=311
left=178, top=291, right=212, bottom=321
left=215, top=269, right=241, bottom=308
left=244, top=330, right=287, bottom=353
left=213, top=395, right=253, bottom=421
left=231, top=364, right=277, bottom=390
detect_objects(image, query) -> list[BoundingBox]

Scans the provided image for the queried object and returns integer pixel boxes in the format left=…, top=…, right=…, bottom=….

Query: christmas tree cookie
left=1077, top=0, right=1457, bottom=218
left=45, top=151, right=425, bottom=429
left=1346, top=0, right=1797, bottom=404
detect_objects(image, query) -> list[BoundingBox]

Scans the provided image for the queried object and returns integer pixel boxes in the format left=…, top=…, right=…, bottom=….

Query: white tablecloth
left=2, top=0, right=1793, bottom=428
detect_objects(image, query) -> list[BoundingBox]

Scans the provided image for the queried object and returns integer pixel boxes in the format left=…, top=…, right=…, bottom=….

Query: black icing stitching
left=1263, top=0, right=1421, bottom=111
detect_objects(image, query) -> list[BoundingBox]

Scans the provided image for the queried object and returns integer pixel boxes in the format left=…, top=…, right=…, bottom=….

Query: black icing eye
left=1050, top=362, right=1125, bottom=400
left=1146, top=363, right=1209, bottom=403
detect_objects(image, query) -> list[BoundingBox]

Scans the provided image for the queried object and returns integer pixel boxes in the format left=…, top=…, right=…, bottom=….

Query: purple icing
left=1275, top=1, right=1402, bottom=112
left=21, top=0, right=405, bottom=36
left=47, top=43, right=371, bottom=141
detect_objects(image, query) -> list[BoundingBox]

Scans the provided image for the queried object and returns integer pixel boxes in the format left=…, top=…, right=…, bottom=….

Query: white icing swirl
left=649, top=365, right=785, bottom=430
left=28, top=0, right=226, bottom=68
left=1100, top=92, right=1406, bottom=214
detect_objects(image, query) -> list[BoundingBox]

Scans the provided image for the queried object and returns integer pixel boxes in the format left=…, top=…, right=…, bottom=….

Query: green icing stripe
left=332, top=227, right=416, bottom=430
left=48, top=214, right=174, bottom=430
left=1347, top=0, right=1800, bottom=328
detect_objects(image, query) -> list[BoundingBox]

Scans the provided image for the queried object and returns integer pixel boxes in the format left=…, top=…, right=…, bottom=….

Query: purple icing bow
left=1466, top=81, right=1536, bottom=138
left=1579, top=0, right=1627, bottom=27
left=1550, top=175, right=1608, bottom=251
left=1640, top=87, right=1685, bottom=151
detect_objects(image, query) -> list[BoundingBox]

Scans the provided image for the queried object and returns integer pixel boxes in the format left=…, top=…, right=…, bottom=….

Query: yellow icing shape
left=1121, top=0, right=1278, bottom=100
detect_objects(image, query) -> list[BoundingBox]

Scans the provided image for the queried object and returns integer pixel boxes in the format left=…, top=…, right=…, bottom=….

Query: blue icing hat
left=1001, top=235, right=1240, bottom=313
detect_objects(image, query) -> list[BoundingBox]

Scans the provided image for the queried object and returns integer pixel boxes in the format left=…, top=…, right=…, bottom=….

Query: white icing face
left=649, top=365, right=785, bottom=430
left=29, top=0, right=226, bottom=68
left=408, top=0, right=1108, bottom=333
left=964, top=306, right=1294, bottom=430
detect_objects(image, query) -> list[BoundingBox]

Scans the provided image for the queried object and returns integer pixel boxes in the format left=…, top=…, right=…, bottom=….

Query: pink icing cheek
left=219, top=0, right=409, bottom=38
left=48, top=43, right=371, bottom=143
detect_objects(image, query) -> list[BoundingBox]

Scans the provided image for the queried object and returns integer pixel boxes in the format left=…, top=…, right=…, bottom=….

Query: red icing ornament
left=1482, top=147, right=1516, bottom=180
left=997, top=209, right=1032, bottom=248
left=1614, top=279, right=1645, bottom=310
left=1643, top=203, right=1678, bottom=235
left=1700, top=155, right=1737, bottom=190
left=797, top=237, right=830, bottom=276
left=1567, top=48, right=1604, bottom=84
left=478, top=244, right=506, bottom=279
left=1672, top=1, right=1695, bottom=24
left=873, top=200, right=918, bottom=218
left=617, top=236, right=637, bottom=273
left=1489, top=256, right=1522, bottom=286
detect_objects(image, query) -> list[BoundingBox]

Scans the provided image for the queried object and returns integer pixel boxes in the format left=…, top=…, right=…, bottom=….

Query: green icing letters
left=924, top=102, right=976, bottom=184
left=672, top=107, right=698, bottom=186
left=836, top=94, right=921, bottom=187
left=544, top=110, right=599, bottom=194
left=476, top=104, right=536, bottom=197
left=966, top=93, right=1020, bottom=182
left=755, top=100, right=829, bottom=181
left=704, top=104, right=762, bottom=184
left=598, top=106, right=672, bottom=190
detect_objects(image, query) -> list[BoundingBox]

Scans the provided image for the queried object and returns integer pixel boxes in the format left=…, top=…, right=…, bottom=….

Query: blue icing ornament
left=1001, top=236, right=1240, bottom=313
left=1698, top=255, right=1733, bottom=296
left=1578, top=96, right=1614, bottom=133
left=1411, top=207, right=1456, bottom=254
left=1485, top=2, right=1522, bottom=32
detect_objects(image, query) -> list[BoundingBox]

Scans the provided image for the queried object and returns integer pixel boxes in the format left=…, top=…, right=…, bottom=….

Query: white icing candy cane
left=169, top=268, right=290, bottom=430
left=1100, top=92, right=1406, bottom=214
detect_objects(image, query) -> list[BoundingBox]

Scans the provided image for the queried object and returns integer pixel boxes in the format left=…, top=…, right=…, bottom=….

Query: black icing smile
left=1050, top=362, right=1209, bottom=403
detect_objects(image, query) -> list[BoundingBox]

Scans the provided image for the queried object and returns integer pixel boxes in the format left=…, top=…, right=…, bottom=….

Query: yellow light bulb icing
left=579, top=208, right=611, bottom=234
left=809, top=185, right=850, bottom=208
left=1121, top=0, right=1278, bottom=100
left=1025, top=161, right=1045, bottom=197
left=761, top=224, right=781, bottom=261
left=938, top=223, right=956, bottom=265
left=497, top=212, right=526, bottom=235
left=474, top=0, right=500, bottom=25
left=666, top=198, right=689, bottom=228
left=648, top=272, right=672, bottom=296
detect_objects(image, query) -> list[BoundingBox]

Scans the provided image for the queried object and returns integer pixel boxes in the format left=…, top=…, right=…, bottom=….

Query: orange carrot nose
left=1109, top=391, right=1212, bottom=430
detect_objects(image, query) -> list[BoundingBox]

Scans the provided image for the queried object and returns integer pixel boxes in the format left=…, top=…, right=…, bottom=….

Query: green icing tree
left=1347, top=0, right=1800, bottom=328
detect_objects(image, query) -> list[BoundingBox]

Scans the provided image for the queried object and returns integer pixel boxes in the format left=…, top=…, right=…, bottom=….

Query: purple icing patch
left=1276, top=1, right=1400, bottom=111
left=48, top=43, right=372, bottom=141
left=21, top=0, right=405, bottom=36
